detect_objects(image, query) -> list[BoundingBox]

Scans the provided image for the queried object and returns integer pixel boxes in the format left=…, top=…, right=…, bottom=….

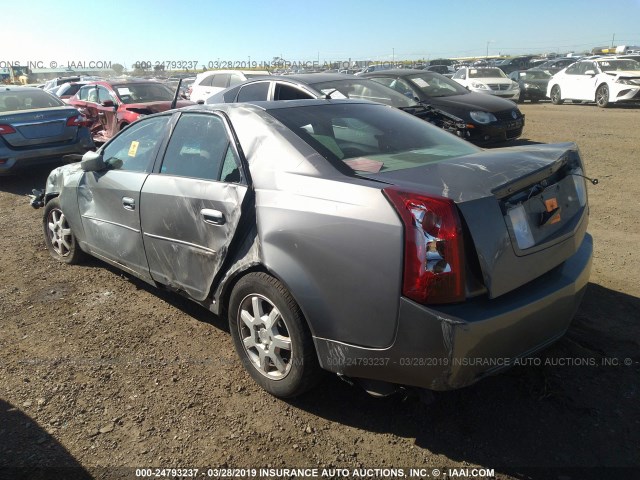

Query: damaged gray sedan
left=34, top=99, right=593, bottom=398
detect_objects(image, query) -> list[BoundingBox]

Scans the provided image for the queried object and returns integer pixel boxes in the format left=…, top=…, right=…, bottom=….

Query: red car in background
left=68, top=80, right=193, bottom=143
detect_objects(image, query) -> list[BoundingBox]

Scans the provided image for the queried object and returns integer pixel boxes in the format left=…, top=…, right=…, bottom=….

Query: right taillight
left=384, top=187, right=465, bottom=305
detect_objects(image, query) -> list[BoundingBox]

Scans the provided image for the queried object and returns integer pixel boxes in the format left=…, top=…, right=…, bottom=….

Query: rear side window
left=0, top=90, right=64, bottom=112
left=211, top=74, right=230, bottom=88
left=198, top=74, right=215, bottom=87
left=274, top=83, right=314, bottom=100
left=236, top=82, right=270, bottom=102
left=160, top=113, right=240, bottom=182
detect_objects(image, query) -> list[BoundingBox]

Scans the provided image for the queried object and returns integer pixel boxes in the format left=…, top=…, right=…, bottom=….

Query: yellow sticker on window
left=128, top=141, right=139, bottom=157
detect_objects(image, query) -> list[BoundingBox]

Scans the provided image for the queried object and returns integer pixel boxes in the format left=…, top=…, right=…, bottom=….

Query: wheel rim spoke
left=238, top=294, right=292, bottom=380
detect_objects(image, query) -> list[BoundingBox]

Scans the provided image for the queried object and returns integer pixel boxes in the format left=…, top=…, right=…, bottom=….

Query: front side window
left=98, top=86, right=115, bottom=104
left=101, top=115, right=170, bottom=172
left=565, top=63, right=581, bottom=75
left=160, top=113, right=238, bottom=182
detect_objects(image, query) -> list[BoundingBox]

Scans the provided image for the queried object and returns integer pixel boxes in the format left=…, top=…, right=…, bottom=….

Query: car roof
left=1, top=86, right=44, bottom=93
left=284, top=73, right=362, bottom=84
left=361, top=69, right=431, bottom=76
left=182, top=98, right=380, bottom=113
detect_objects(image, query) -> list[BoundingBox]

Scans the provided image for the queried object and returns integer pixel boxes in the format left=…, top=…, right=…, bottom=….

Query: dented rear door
left=139, top=112, right=248, bottom=301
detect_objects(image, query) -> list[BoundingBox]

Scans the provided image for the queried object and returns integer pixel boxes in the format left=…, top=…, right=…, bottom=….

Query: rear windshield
left=311, top=79, right=417, bottom=107
left=267, top=103, right=479, bottom=175
left=0, top=89, right=64, bottom=112
left=113, top=83, right=174, bottom=104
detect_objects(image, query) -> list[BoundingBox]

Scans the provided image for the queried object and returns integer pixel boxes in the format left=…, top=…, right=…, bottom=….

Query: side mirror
left=80, top=150, right=106, bottom=172
left=101, top=100, right=115, bottom=108
left=584, top=70, right=596, bottom=76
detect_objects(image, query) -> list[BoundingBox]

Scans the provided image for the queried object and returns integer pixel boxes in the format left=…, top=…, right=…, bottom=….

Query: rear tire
left=596, top=84, right=610, bottom=108
left=550, top=85, right=563, bottom=105
left=43, top=198, right=86, bottom=264
left=228, top=272, right=321, bottom=398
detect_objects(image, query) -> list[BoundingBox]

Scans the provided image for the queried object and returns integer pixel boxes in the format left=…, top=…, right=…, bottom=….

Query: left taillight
left=384, top=187, right=465, bottom=305
left=0, top=124, right=16, bottom=135
left=66, top=115, right=90, bottom=127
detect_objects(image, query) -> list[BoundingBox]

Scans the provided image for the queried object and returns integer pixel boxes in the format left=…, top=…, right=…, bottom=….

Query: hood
left=472, top=77, right=513, bottom=84
left=604, top=70, right=640, bottom=79
left=420, top=91, right=517, bottom=115
left=121, top=99, right=194, bottom=114
left=366, top=142, right=577, bottom=203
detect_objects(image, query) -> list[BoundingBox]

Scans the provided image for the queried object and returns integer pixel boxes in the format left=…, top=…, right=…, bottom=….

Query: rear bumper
left=0, top=131, right=93, bottom=175
left=314, top=233, right=593, bottom=390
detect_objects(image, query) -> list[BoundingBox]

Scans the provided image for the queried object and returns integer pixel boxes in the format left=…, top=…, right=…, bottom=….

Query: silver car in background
left=1, top=86, right=94, bottom=175
left=35, top=100, right=592, bottom=398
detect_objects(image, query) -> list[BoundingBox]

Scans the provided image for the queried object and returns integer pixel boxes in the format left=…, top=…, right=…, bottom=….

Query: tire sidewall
left=43, top=198, right=81, bottom=264
left=228, top=273, right=312, bottom=398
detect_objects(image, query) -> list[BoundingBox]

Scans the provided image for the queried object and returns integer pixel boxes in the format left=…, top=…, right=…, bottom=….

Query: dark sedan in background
left=205, top=73, right=468, bottom=137
left=361, top=69, right=525, bottom=144
left=509, top=69, right=552, bottom=102
left=0, top=86, right=93, bottom=175
left=35, top=99, right=592, bottom=398
left=68, top=80, right=193, bottom=143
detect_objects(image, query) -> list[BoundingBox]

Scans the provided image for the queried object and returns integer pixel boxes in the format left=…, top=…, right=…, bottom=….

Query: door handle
left=122, top=197, right=135, bottom=211
left=201, top=208, right=225, bottom=225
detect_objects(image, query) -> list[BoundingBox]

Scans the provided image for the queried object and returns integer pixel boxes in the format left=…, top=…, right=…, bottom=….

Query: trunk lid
left=1, top=107, right=81, bottom=147
left=368, top=142, right=589, bottom=298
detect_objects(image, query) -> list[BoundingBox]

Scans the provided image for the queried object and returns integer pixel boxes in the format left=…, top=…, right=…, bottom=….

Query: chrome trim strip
left=143, top=232, right=217, bottom=255
left=81, top=215, right=140, bottom=233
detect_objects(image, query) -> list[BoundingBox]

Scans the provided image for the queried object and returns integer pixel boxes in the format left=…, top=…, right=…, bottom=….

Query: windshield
left=0, top=89, right=64, bottom=112
left=597, top=59, right=640, bottom=72
left=312, top=79, right=417, bottom=107
left=468, top=68, right=507, bottom=79
left=113, top=83, right=174, bottom=104
left=267, top=103, right=479, bottom=175
left=407, top=73, right=469, bottom=97
left=519, top=70, right=551, bottom=79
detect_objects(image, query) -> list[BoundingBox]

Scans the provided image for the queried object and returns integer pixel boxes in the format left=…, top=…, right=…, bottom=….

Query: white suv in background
left=547, top=57, right=640, bottom=107
left=188, top=70, right=270, bottom=102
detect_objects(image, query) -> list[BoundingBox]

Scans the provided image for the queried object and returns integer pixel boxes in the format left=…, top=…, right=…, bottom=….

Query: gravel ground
left=1, top=103, right=639, bottom=480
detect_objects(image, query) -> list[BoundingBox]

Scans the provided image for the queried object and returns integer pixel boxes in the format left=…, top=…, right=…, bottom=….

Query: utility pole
left=611, top=33, right=615, bottom=48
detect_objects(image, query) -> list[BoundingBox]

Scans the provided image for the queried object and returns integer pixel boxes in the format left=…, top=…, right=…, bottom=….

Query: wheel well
left=44, top=193, right=59, bottom=204
left=595, top=82, right=609, bottom=99
left=217, top=264, right=269, bottom=320
left=217, top=265, right=318, bottom=338
left=119, top=122, right=129, bottom=130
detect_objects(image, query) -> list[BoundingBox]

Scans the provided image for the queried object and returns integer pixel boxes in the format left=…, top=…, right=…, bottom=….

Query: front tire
left=596, top=84, right=610, bottom=108
left=228, top=272, right=321, bottom=398
left=550, top=85, right=563, bottom=105
left=43, top=198, right=85, bottom=264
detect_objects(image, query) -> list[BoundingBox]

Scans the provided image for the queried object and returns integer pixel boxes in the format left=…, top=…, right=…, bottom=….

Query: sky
left=3, top=0, right=640, bottom=70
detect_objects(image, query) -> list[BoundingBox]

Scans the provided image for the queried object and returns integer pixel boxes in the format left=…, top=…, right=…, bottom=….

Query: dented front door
left=77, top=115, right=171, bottom=280
left=139, top=112, right=248, bottom=302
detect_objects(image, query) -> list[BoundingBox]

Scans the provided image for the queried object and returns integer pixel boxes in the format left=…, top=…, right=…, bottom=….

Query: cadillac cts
left=34, top=99, right=593, bottom=398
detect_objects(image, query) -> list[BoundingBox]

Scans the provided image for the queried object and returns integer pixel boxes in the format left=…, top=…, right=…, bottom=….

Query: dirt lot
left=1, top=103, right=639, bottom=480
